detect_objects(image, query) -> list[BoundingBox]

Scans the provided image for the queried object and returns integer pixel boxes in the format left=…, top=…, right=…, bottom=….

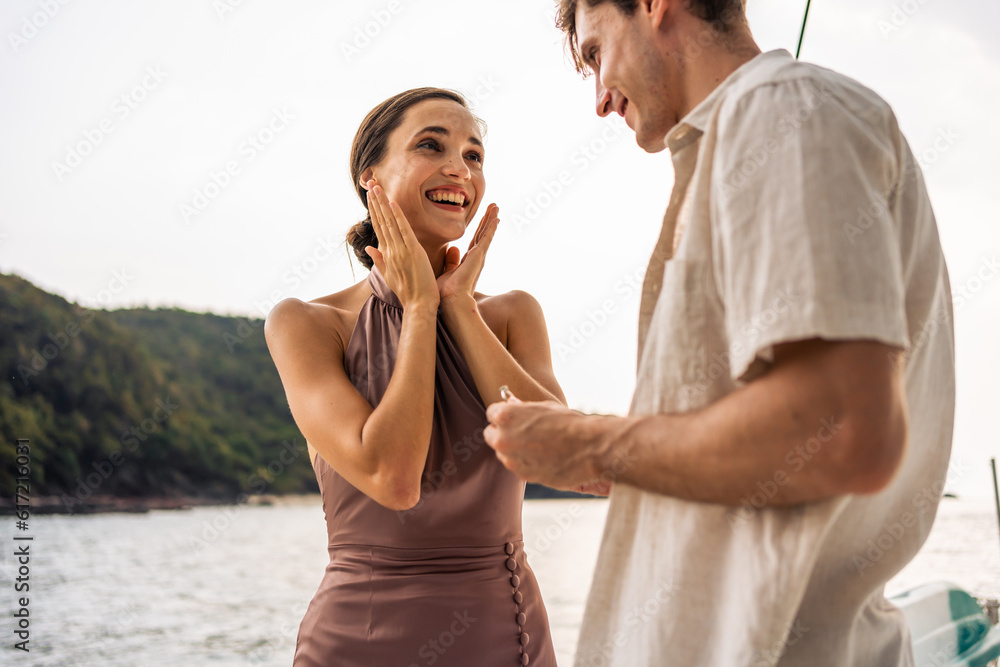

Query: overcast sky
left=1, top=0, right=998, bottom=498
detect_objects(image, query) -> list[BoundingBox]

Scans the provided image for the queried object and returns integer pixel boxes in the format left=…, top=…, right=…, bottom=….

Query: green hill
left=0, top=272, right=312, bottom=505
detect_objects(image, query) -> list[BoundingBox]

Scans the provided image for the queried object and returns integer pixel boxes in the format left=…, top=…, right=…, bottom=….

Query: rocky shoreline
left=0, top=493, right=281, bottom=516
left=0, top=484, right=600, bottom=516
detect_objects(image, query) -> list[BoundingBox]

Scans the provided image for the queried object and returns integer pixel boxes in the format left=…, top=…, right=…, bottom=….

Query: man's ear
left=646, top=0, right=671, bottom=31
left=358, top=166, right=375, bottom=191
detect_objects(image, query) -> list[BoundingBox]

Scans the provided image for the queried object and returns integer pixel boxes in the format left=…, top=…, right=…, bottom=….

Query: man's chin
left=634, top=127, right=668, bottom=153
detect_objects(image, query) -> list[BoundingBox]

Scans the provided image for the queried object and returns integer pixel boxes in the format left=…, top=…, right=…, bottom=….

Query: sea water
left=1, top=497, right=997, bottom=666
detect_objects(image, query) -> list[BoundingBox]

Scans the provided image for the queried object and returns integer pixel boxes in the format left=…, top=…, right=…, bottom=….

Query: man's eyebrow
left=578, top=37, right=596, bottom=66
left=416, top=125, right=483, bottom=148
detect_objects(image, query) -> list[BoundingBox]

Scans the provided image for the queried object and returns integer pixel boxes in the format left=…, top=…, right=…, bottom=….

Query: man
left=483, top=1, right=955, bottom=665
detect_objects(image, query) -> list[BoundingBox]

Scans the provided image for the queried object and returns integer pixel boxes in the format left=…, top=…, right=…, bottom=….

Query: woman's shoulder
left=475, top=288, right=543, bottom=317
left=265, top=280, right=371, bottom=351
left=474, top=289, right=546, bottom=340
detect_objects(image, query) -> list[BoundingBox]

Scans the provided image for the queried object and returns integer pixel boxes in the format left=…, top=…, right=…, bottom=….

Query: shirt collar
left=664, top=48, right=793, bottom=153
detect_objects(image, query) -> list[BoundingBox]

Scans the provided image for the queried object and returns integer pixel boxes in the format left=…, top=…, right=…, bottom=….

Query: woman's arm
left=265, top=181, right=440, bottom=511
left=440, top=290, right=566, bottom=407
left=265, top=298, right=437, bottom=511
left=435, top=206, right=566, bottom=407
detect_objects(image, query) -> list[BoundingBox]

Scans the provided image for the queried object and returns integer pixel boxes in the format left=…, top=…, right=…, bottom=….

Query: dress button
left=520, top=632, right=530, bottom=646
left=510, top=575, right=520, bottom=587
left=505, top=542, right=514, bottom=555
left=513, top=591, right=523, bottom=604
left=517, top=612, right=526, bottom=626
left=505, top=558, right=518, bottom=572
left=521, top=653, right=530, bottom=665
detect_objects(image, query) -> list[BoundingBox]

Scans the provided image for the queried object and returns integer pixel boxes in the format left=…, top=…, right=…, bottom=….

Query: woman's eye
left=417, top=139, right=440, bottom=151
left=466, top=152, right=483, bottom=163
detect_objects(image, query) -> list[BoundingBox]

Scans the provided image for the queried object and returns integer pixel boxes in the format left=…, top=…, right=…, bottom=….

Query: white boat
left=890, top=582, right=1000, bottom=667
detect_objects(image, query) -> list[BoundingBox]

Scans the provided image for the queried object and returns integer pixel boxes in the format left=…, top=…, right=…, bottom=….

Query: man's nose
left=596, top=79, right=613, bottom=117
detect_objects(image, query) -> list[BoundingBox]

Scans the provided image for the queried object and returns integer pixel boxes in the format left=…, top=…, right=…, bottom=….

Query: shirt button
left=513, top=591, right=523, bottom=604
left=510, top=575, right=520, bottom=587
left=506, top=558, right=518, bottom=572
left=505, top=542, right=514, bottom=555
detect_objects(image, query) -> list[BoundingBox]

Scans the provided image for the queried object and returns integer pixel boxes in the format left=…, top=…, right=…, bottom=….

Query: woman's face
left=364, top=99, right=486, bottom=244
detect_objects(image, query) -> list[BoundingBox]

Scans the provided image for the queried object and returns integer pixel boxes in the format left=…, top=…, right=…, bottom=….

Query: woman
left=265, top=87, right=565, bottom=666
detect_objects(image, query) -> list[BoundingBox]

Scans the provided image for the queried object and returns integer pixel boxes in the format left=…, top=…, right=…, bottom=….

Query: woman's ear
left=358, top=167, right=375, bottom=191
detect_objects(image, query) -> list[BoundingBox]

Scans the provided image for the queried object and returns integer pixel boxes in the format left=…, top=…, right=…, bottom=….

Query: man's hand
left=484, top=397, right=633, bottom=493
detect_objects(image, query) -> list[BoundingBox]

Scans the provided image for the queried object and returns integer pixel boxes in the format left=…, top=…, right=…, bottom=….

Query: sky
left=1, top=0, right=998, bottom=498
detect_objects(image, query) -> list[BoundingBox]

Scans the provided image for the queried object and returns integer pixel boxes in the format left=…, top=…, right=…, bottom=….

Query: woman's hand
left=436, top=203, right=500, bottom=304
left=364, top=179, right=440, bottom=310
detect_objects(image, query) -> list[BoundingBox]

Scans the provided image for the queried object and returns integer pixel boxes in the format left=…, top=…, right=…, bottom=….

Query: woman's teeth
left=427, top=191, right=466, bottom=207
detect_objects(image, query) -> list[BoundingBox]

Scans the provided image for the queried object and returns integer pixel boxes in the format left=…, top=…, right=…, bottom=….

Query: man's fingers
left=485, top=400, right=509, bottom=425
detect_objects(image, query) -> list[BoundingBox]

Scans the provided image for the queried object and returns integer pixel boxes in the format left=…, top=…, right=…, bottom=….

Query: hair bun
left=347, top=215, right=377, bottom=270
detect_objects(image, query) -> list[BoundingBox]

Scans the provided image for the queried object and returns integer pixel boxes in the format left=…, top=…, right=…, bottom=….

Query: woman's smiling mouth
left=426, top=188, right=468, bottom=211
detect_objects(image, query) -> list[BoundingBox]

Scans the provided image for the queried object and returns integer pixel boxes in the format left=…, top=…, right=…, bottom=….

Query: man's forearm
left=590, top=342, right=905, bottom=506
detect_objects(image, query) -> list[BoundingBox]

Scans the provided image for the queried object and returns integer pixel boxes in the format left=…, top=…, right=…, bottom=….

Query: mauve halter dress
left=292, top=266, right=557, bottom=667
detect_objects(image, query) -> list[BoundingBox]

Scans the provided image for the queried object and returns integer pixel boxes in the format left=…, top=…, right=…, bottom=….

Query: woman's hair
left=346, top=87, right=481, bottom=270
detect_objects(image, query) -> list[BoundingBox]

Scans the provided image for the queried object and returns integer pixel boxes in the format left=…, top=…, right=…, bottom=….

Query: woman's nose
left=444, top=152, right=471, bottom=179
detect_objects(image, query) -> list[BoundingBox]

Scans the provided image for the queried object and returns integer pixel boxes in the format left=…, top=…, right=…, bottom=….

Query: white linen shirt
left=573, top=49, right=955, bottom=667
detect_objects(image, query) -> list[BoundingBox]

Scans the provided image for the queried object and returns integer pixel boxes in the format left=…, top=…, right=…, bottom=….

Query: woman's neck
left=420, top=241, right=450, bottom=279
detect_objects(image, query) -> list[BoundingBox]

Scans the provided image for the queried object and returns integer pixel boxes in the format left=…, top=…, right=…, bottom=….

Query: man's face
left=575, top=1, right=677, bottom=153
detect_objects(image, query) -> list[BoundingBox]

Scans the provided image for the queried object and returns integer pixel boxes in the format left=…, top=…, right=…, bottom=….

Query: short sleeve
left=711, top=77, right=910, bottom=383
